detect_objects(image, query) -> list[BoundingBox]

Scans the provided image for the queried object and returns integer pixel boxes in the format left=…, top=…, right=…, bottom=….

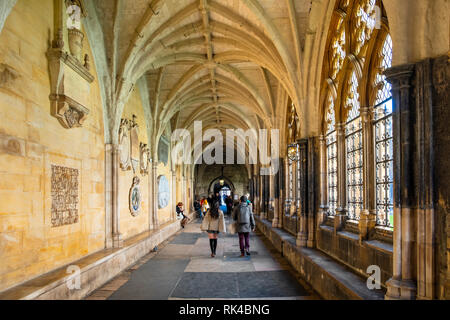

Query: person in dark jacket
left=194, top=199, right=202, bottom=220
left=233, top=196, right=256, bottom=257
left=225, top=195, right=233, bottom=215
left=176, top=202, right=190, bottom=228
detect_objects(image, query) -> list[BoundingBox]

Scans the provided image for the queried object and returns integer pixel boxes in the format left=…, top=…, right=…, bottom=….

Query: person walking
left=194, top=199, right=202, bottom=220
left=200, top=201, right=226, bottom=258
left=225, top=195, right=234, bottom=216
left=233, top=196, right=255, bottom=257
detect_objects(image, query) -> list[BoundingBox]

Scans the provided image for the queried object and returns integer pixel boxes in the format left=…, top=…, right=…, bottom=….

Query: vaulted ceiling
left=83, top=0, right=314, bottom=148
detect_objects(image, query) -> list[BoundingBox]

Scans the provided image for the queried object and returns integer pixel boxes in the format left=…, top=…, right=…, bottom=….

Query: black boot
left=213, top=239, right=218, bottom=256
left=209, top=239, right=215, bottom=257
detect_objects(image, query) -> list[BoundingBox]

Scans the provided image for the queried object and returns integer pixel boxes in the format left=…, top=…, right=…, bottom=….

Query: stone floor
left=85, top=217, right=320, bottom=300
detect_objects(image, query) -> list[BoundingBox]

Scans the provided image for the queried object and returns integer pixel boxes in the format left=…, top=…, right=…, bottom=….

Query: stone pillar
left=283, top=155, right=290, bottom=226
left=253, top=174, right=259, bottom=215
left=171, top=171, right=177, bottom=221
left=152, top=162, right=159, bottom=229
left=296, top=140, right=308, bottom=247
left=270, top=169, right=279, bottom=228
left=385, top=63, right=417, bottom=300
left=259, top=173, right=265, bottom=219
left=359, top=107, right=376, bottom=242
left=182, top=175, right=187, bottom=212
left=307, top=137, right=319, bottom=248
left=334, top=123, right=347, bottom=232
left=105, top=144, right=123, bottom=248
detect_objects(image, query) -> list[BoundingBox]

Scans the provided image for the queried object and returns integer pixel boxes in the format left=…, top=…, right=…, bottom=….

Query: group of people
left=195, top=194, right=255, bottom=258
left=181, top=193, right=256, bottom=258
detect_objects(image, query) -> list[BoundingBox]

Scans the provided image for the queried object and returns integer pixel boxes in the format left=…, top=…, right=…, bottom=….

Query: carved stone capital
left=384, top=64, right=415, bottom=90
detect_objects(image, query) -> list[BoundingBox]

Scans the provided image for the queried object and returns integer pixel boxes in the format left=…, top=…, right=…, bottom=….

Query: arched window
left=320, top=0, right=393, bottom=228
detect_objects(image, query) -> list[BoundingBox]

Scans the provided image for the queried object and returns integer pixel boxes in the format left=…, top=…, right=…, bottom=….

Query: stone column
left=152, top=162, right=159, bottom=229
left=283, top=155, right=290, bottom=226
left=105, top=144, right=123, bottom=248
left=318, top=135, right=328, bottom=226
left=171, top=171, right=177, bottom=221
left=334, top=123, right=347, bottom=232
left=259, top=173, right=265, bottom=219
left=307, top=137, right=319, bottom=248
left=385, top=63, right=417, bottom=300
left=297, top=140, right=308, bottom=247
left=359, top=107, right=376, bottom=242
left=270, top=168, right=279, bottom=228
left=182, top=175, right=186, bottom=211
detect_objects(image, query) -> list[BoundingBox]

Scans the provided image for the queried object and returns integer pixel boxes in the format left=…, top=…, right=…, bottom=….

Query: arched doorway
left=208, top=177, right=235, bottom=213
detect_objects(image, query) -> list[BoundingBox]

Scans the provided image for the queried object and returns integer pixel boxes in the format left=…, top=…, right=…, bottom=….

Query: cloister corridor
left=0, top=0, right=448, bottom=309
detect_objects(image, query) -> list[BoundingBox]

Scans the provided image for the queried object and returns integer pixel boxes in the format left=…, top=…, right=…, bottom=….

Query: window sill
left=373, top=226, right=393, bottom=243
left=337, top=230, right=360, bottom=241
left=364, top=239, right=393, bottom=255
left=344, top=220, right=360, bottom=234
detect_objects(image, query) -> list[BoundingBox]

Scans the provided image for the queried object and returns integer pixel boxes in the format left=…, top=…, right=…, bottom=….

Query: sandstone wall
left=0, top=0, right=105, bottom=292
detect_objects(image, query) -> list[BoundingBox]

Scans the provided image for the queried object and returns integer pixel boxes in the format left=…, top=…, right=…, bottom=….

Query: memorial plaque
left=51, top=165, right=79, bottom=227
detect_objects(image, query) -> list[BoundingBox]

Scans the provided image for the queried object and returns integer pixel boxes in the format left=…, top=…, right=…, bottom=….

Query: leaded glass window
left=345, top=71, right=363, bottom=221
left=374, top=34, right=394, bottom=228
left=326, top=95, right=337, bottom=216
left=288, top=160, right=293, bottom=202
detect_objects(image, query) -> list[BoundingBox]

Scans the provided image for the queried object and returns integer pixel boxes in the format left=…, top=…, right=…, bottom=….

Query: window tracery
left=321, top=0, right=393, bottom=229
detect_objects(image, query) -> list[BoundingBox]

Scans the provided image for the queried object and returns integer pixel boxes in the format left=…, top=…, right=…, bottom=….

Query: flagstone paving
left=85, top=217, right=319, bottom=300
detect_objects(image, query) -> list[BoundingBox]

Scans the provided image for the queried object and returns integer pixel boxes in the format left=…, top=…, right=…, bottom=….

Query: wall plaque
left=51, top=165, right=79, bottom=227
left=129, top=176, right=142, bottom=217
left=158, top=175, right=170, bottom=209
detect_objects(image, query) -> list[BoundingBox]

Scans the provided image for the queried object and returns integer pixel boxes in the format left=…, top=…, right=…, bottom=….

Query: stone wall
left=0, top=0, right=106, bottom=292
left=118, top=86, right=150, bottom=240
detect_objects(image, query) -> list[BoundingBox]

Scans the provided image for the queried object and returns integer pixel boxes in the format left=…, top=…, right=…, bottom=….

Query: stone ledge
left=0, top=212, right=195, bottom=300
left=255, top=216, right=386, bottom=300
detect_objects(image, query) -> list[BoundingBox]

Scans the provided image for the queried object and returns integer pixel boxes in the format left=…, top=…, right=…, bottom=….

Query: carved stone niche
left=46, top=1, right=94, bottom=129
left=140, top=142, right=150, bottom=176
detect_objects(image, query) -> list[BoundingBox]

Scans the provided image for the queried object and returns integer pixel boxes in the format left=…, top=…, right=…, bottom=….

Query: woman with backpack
left=200, top=201, right=226, bottom=258
left=233, top=195, right=256, bottom=257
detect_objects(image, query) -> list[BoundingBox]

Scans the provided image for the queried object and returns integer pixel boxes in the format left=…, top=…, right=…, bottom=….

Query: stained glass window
left=374, top=34, right=394, bottom=228
left=346, top=71, right=363, bottom=221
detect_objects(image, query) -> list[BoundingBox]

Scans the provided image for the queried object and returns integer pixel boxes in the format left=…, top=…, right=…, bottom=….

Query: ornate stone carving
left=118, top=118, right=132, bottom=171
left=68, top=28, right=84, bottom=61
left=46, top=2, right=93, bottom=129
left=130, top=115, right=140, bottom=173
left=51, top=165, right=79, bottom=227
left=158, top=175, right=170, bottom=209
left=129, top=176, right=141, bottom=217
left=140, top=142, right=150, bottom=175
